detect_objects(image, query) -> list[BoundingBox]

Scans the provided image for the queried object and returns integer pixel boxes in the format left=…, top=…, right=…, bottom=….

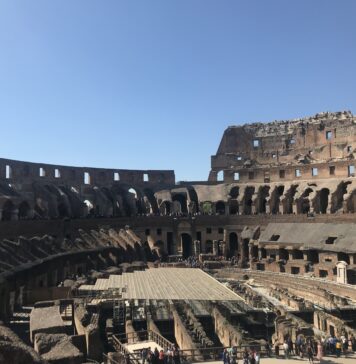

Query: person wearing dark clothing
left=307, top=345, right=314, bottom=363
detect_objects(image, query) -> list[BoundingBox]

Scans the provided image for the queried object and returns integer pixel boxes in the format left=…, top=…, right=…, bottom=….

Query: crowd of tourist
left=139, top=345, right=181, bottom=364
left=273, top=333, right=356, bottom=362
left=223, top=347, right=260, bottom=364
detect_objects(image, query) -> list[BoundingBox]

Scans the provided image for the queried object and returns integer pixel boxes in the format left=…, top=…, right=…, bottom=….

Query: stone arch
left=270, top=185, right=285, bottom=214
left=201, top=201, right=213, bottom=214
left=297, top=188, right=313, bottom=214
left=216, top=170, right=224, bottom=182
left=346, top=189, right=356, bottom=213
left=1, top=199, right=16, bottom=221
left=215, top=200, right=226, bottom=215
left=34, top=198, right=48, bottom=218
left=84, top=199, right=95, bottom=216
left=187, top=187, right=199, bottom=213
left=172, top=193, right=188, bottom=214
left=228, top=232, right=239, bottom=258
left=331, top=181, right=351, bottom=213
left=18, top=201, right=32, bottom=220
left=314, top=188, right=330, bottom=214
left=282, top=184, right=298, bottom=214
left=128, top=187, right=144, bottom=215
left=243, top=186, right=255, bottom=215
left=159, top=200, right=171, bottom=215
left=229, top=200, right=239, bottom=215
left=257, top=186, right=270, bottom=213
left=230, top=186, right=239, bottom=199
left=143, top=188, right=159, bottom=214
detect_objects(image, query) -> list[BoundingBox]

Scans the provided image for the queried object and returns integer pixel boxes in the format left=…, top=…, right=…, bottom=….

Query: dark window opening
left=329, top=166, right=335, bottom=175
left=206, top=228, right=212, bottom=234
left=325, top=236, right=337, bottom=244
left=157, top=228, right=162, bottom=236
left=270, top=234, right=280, bottom=242
left=218, top=227, right=224, bottom=234
left=279, top=170, right=285, bottom=179
left=248, top=171, right=254, bottom=180
left=326, top=131, right=332, bottom=140
left=145, top=229, right=150, bottom=236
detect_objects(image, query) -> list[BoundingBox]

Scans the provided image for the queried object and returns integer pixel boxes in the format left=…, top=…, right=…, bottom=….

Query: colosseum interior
left=1, top=111, right=356, bottom=363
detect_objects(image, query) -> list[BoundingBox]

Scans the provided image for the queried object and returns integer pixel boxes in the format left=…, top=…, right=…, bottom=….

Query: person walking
left=283, top=341, right=289, bottom=359
left=317, top=341, right=323, bottom=362
left=306, top=344, right=314, bottom=363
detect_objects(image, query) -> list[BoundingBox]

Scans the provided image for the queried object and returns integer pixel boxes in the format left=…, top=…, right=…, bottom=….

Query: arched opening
left=257, top=186, right=270, bottom=213
left=84, top=200, right=95, bottom=216
left=187, top=187, right=199, bottom=213
left=228, top=232, right=239, bottom=258
left=242, top=239, right=250, bottom=262
left=230, top=187, right=239, bottom=199
left=205, top=240, right=213, bottom=254
left=143, top=188, right=159, bottom=214
left=347, top=189, right=356, bottom=213
left=314, top=188, right=330, bottom=214
left=58, top=202, right=69, bottom=218
left=298, top=188, right=313, bottom=214
left=270, top=186, right=285, bottom=214
left=128, top=187, right=144, bottom=215
left=337, top=252, right=350, bottom=264
left=202, top=201, right=213, bottom=215
left=331, top=181, right=351, bottom=213
left=229, top=200, right=239, bottom=215
left=172, top=194, right=188, bottom=214
left=243, top=187, right=255, bottom=215
left=18, top=201, right=31, bottom=220
left=282, top=185, right=298, bottom=214
left=215, top=201, right=226, bottom=215
left=279, top=248, right=289, bottom=261
left=1, top=200, right=15, bottom=221
left=181, top=233, right=192, bottom=258
left=160, top=201, right=171, bottom=215
left=216, top=170, right=224, bottom=182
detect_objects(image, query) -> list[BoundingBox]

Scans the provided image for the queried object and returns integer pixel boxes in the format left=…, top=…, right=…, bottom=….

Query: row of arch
left=2, top=180, right=356, bottom=221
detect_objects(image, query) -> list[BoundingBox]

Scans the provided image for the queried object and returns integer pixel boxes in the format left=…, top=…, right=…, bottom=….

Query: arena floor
left=79, top=268, right=242, bottom=301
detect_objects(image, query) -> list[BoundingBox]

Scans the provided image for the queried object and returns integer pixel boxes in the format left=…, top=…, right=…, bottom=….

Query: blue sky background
left=0, top=1, right=355, bottom=181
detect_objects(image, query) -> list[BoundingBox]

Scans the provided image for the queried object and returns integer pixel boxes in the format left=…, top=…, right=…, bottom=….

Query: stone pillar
left=220, top=241, right=227, bottom=258
left=292, top=202, right=297, bottom=214
left=238, top=201, right=244, bottom=215
left=193, top=240, right=201, bottom=256
left=212, top=240, right=219, bottom=256
left=336, top=261, right=348, bottom=284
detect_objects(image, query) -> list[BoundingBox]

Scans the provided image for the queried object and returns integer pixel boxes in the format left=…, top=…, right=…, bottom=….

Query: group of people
left=223, top=347, right=260, bottom=364
left=275, top=333, right=356, bottom=362
left=140, top=345, right=181, bottom=364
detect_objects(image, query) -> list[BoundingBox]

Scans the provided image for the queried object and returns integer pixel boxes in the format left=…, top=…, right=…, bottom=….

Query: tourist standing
left=317, top=341, right=323, bottom=361
left=283, top=341, right=289, bottom=359
left=306, top=344, right=314, bottom=363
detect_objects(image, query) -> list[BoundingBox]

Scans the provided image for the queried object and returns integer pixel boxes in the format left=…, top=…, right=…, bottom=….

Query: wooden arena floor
left=79, top=268, right=241, bottom=301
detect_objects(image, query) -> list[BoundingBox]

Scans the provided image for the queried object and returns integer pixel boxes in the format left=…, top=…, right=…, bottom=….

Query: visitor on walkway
left=317, top=341, right=323, bottom=362
left=283, top=341, right=289, bottom=359
left=306, top=344, right=314, bottom=363
left=335, top=340, right=342, bottom=357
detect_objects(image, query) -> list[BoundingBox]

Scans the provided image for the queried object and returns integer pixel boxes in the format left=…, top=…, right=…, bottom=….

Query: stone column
left=193, top=240, right=201, bottom=256
left=212, top=240, right=219, bottom=256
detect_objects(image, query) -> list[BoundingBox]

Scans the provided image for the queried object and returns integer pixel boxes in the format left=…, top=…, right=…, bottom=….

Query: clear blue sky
left=0, top=1, right=355, bottom=181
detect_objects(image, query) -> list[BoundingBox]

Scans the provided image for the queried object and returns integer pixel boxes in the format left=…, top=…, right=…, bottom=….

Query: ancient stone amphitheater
left=1, top=111, right=356, bottom=364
